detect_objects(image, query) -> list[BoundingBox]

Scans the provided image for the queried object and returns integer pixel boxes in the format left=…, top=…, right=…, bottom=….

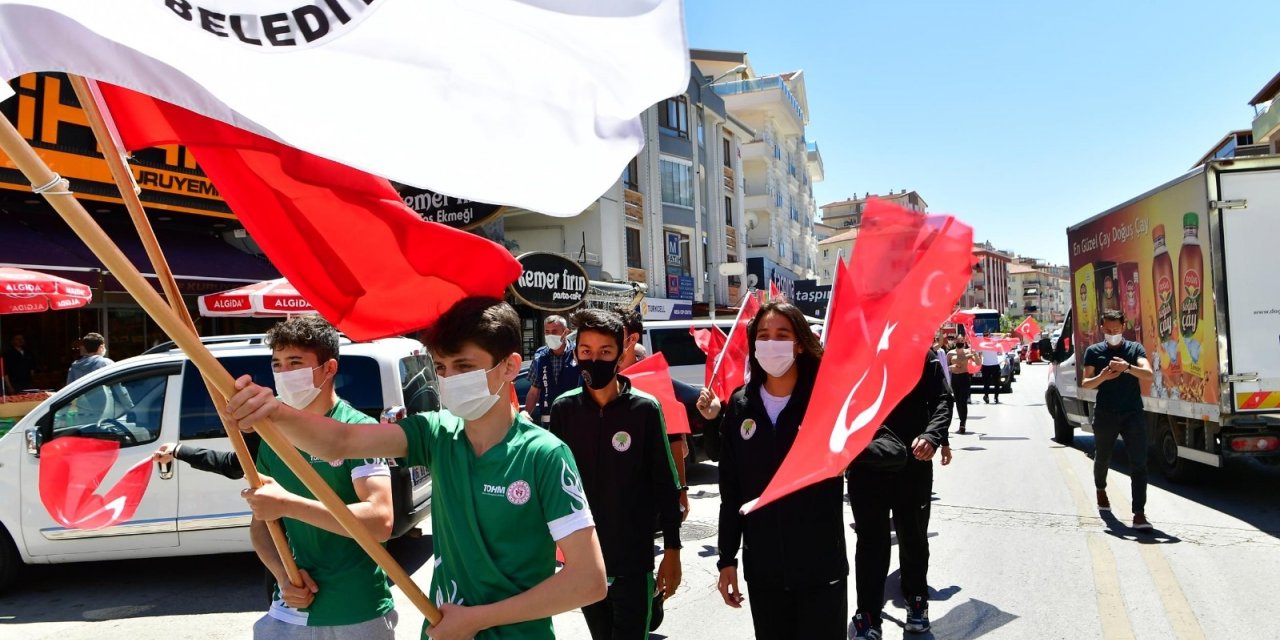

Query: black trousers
left=582, top=573, right=652, bottom=640
left=746, top=577, right=848, bottom=640
left=981, top=364, right=1001, bottom=400
left=848, top=462, right=934, bottom=619
left=951, top=373, right=971, bottom=425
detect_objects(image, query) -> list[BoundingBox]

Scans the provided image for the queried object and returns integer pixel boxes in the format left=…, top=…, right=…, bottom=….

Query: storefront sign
left=792, top=279, right=832, bottom=318
left=642, top=297, right=693, bottom=321
left=0, top=72, right=232, bottom=218
left=746, top=257, right=798, bottom=300
left=665, top=231, right=683, bottom=267
left=393, top=183, right=506, bottom=230
left=510, top=252, right=589, bottom=312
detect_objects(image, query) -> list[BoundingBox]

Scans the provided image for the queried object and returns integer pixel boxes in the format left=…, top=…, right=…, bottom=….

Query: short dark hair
left=571, top=308, right=625, bottom=352
left=425, top=297, right=521, bottom=365
left=265, top=316, right=340, bottom=364
left=1101, top=309, right=1126, bottom=324
left=612, top=305, right=643, bottom=336
left=747, top=301, right=824, bottom=381
left=81, top=332, right=105, bottom=353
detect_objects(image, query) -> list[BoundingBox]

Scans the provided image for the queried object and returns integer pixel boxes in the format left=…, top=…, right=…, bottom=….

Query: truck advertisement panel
left=1068, top=175, right=1219, bottom=415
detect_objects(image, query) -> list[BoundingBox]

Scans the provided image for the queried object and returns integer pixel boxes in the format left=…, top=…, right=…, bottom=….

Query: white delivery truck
left=1046, top=156, right=1280, bottom=479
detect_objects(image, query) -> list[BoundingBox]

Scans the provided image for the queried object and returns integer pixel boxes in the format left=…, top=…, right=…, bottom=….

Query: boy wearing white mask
left=525, top=314, right=581, bottom=426
left=226, top=298, right=607, bottom=640
left=239, top=316, right=399, bottom=639
left=1081, top=309, right=1155, bottom=530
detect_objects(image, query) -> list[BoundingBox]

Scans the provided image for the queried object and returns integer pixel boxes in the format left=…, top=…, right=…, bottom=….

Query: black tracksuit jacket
left=716, top=360, right=849, bottom=590
left=549, top=376, right=683, bottom=577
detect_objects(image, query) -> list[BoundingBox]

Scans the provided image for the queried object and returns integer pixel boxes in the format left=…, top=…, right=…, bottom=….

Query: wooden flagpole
left=66, top=75, right=303, bottom=589
left=0, top=110, right=442, bottom=625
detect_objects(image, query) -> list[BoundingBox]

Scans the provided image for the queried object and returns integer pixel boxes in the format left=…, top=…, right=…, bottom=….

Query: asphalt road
left=3, top=364, right=1278, bottom=639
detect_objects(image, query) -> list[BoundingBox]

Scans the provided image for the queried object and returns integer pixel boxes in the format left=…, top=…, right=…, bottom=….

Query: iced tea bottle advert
left=1118, top=262, right=1142, bottom=343
left=1178, top=212, right=1205, bottom=382
left=1151, top=223, right=1180, bottom=386
left=1074, top=265, right=1096, bottom=343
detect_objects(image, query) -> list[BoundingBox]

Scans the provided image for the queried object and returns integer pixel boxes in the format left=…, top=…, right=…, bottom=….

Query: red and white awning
left=0, top=267, right=92, bottom=314
left=197, top=278, right=316, bottom=318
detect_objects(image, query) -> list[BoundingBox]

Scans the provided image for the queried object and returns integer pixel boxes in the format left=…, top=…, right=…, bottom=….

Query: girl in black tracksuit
left=709, top=301, right=848, bottom=640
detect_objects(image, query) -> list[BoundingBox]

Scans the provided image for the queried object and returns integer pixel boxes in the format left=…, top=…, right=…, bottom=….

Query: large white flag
left=0, top=0, right=690, bottom=215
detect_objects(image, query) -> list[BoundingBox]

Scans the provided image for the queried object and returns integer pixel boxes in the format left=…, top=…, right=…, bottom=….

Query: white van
left=0, top=335, right=437, bottom=591
left=639, top=318, right=736, bottom=388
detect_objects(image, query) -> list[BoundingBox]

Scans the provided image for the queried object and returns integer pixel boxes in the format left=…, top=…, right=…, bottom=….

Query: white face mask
left=439, top=363, right=505, bottom=421
left=1104, top=332, right=1124, bottom=347
left=545, top=334, right=564, bottom=351
left=756, top=340, right=797, bottom=377
left=274, top=365, right=325, bottom=410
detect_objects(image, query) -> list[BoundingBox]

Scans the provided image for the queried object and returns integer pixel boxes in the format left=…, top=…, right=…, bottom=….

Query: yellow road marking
left=1137, top=544, right=1206, bottom=640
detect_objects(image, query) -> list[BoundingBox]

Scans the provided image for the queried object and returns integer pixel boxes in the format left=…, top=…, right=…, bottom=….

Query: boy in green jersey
left=239, top=317, right=398, bottom=639
left=227, top=298, right=608, bottom=640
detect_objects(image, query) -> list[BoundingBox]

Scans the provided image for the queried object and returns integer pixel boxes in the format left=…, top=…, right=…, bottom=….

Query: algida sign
left=510, top=253, right=589, bottom=313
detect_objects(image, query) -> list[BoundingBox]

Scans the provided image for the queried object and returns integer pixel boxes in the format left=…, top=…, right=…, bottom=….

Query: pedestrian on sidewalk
left=706, top=301, right=849, bottom=639
left=525, top=314, right=580, bottom=426
left=847, top=350, right=953, bottom=639
left=978, top=334, right=1002, bottom=403
left=947, top=337, right=979, bottom=433
left=1080, top=309, right=1155, bottom=530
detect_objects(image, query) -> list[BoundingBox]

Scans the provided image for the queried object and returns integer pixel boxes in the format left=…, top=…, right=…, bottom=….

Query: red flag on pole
left=769, top=280, right=782, bottom=302
left=710, top=293, right=761, bottom=403
left=1015, top=316, right=1041, bottom=343
left=948, top=309, right=976, bottom=340
left=690, top=325, right=729, bottom=388
left=94, top=83, right=522, bottom=340
left=742, top=199, right=973, bottom=514
left=622, top=353, right=691, bottom=435
left=39, top=437, right=153, bottom=530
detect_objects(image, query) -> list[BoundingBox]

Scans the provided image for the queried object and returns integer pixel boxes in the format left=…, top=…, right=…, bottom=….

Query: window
left=400, top=354, right=440, bottom=415
left=660, top=157, right=693, bottom=208
left=727, top=253, right=741, bottom=287
left=823, top=249, right=829, bottom=258
left=659, top=96, right=689, bottom=138
left=722, top=138, right=732, bottom=167
left=178, top=355, right=384, bottom=440
left=697, top=116, right=705, bottom=146
left=622, top=156, right=639, bottom=191
left=53, top=368, right=172, bottom=447
left=626, top=227, right=643, bottom=268
left=773, top=144, right=781, bottom=160
left=649, top=328, right=709, bottom=367
left=724, top=196, right=733, bottom=226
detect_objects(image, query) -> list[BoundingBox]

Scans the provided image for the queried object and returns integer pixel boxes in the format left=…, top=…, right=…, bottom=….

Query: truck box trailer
left=1046, top=156, right=1280, bottom=479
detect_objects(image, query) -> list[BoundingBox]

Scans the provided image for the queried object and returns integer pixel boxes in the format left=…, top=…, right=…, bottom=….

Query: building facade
left=959, top=242, right=1011, bottom=313
left=819, top=190, right=928, bottom=229
left=816, top=228, right=856, bottom=285
left=693, top=50, right=823, bottom=298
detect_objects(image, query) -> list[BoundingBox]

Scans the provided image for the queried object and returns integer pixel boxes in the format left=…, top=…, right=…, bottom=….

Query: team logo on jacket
left=611, top=432, right=632, bottom=452
left=740, top=419, right=757, bottom=440
left=506, top=480, right=532, bottom=505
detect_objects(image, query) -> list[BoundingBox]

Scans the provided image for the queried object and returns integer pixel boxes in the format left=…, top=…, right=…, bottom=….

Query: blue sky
left=684, top=0, right=1280, bottom=265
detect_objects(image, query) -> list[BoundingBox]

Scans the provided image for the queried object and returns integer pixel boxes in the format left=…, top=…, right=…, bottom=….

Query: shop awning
left=0, top=214, right=278, bottom=293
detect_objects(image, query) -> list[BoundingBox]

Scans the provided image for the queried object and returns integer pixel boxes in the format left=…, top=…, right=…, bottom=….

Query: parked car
left=0, top=334, right=438, bottom=591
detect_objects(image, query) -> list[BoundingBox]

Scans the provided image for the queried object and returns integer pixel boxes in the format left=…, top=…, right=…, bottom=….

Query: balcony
left=725, top=225, right=738, bottom=250
left=723, top=166, right=735, bottom=192
left=1255, top=101, right=1280, bottom=143
left=624, top=189, right=644, bottom=223
left=710, top=77, right=805, bottom=136
left=627, top=267, right=647, bottom=284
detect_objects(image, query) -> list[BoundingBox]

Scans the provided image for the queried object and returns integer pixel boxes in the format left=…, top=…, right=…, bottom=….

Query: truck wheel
left=0, top=526, right=20, bottom=593
left=1157, top=426, right=1197, bottom=483
left=1053, top=400, right=1073, bottom=445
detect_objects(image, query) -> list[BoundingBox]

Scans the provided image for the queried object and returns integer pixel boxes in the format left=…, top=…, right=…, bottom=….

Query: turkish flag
left=690, top=325, right=729, bottom=388
left=39, top=437, right=153, bottom=530
left=1015, top=316, right=1041, bottom=343
left=622, top=354, right=691, bottom=435
left=710, top=295, right=761, bottom=403
left=743, top=199, right=973, bottom=513
left=95, top=84, right=522, bottom=340
left=949, top=309, right=976, bottom=339
left=973, top=336, right=1005, bottom=352
left=769, top=280, right=782, bottom=302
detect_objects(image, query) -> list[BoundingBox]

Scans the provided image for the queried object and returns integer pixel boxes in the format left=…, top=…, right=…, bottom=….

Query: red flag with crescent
left=742, top=199, right=973, bottom=514
left=622, top=353, right=691, bottom=435
left=39, top=437, right=153, bottom=530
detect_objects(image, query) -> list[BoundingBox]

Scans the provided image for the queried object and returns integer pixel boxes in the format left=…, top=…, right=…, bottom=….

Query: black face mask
left=580, top=358, right=619, bottom=390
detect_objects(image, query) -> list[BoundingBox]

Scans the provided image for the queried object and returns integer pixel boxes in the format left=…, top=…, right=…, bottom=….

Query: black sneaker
left=905, top=596, right=930, bottom=633
left=848, top=612, right=881, bottom=640
left=957, top=425, right=966, bottom=435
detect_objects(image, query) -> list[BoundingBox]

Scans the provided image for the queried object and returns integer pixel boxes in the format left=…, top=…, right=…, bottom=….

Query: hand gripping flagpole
left=66, top=75, right=303, bottom=590
left=0, top=106, right=443, bottom=625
